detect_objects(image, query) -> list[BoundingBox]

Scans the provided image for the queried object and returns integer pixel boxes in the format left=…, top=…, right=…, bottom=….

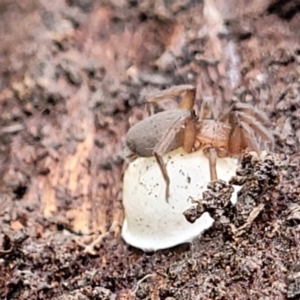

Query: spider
left=123, top=85, right=274, bottom=201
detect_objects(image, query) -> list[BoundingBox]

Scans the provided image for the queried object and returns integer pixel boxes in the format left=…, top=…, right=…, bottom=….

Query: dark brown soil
left=0, top=0, right=299, bottom=299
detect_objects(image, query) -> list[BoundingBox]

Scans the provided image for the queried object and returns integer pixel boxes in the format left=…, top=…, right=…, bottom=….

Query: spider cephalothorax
left=194, top=97, right=274, bottom=179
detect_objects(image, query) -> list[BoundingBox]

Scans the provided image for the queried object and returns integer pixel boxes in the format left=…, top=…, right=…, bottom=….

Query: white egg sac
left=122, top=148, right=240, bottom=252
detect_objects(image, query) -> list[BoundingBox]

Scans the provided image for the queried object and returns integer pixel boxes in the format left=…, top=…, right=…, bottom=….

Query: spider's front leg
left=202, top=145, right=218, bottom=181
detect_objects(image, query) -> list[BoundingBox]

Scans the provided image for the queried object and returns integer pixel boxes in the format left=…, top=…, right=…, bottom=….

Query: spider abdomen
left=125, top=109, right=190, bottom=158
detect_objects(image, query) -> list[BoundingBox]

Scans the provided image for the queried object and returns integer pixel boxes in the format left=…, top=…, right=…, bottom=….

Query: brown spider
left=123, top=85, right=274, bottom=201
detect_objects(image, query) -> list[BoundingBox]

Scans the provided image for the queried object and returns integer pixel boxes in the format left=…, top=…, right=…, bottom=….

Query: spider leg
left=178, top=87, right=197, bottom=111
left=153, top=114, right=195, bottom=202
left=218, top=103, right=271, bottom=127
left=228, top=114, right=260, bottom=156
left=199, top=96, right=214, bottom=120
left=183, top=117, right=197, bottom=153
left=203, top=146, right=218, bottom=181
left=235, top=111, right=274, bottom=147
left=146, top=85, right=196, bottom=115
left=208, top=148, right=218, bottom=181
left=228, top=119, right=243, bottom=155
left=218, top=105, right=233, bottom=123
left=153, top=152, right=171, bottom=201
left=239, top=121, right=260, bottom=152
left=232, top=103, right=271, bottom=125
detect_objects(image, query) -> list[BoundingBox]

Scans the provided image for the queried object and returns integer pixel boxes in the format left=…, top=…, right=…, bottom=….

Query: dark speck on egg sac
left=187, top=176, right=191, bottom=183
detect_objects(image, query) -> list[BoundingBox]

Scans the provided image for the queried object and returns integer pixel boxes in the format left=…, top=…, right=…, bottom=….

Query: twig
left=132, top=274, right=157, bottom=294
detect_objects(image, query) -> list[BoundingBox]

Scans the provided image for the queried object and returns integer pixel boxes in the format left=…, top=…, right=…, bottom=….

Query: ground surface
left=0, top=0, right=300, bottom=299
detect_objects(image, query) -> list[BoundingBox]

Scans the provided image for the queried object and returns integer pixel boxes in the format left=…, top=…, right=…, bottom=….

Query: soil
left=0, top=0, right=300, bottom=299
